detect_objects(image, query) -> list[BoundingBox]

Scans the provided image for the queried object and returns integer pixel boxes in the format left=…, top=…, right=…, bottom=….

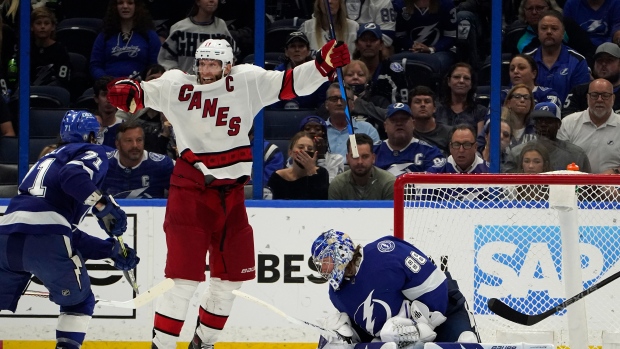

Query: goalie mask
left=194, top=39, right=234, bottom=83
left=60, top=110, right=100, bottom=143
left=311, top=230, right=355, bottom=291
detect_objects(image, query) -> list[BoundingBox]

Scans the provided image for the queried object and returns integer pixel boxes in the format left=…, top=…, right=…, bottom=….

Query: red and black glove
left=107, top=78, right=145, bottom=113
left=315, top=39, right=351, bottom=77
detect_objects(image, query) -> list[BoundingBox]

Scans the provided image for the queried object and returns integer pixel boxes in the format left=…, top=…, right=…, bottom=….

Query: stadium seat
left=30, top=108, right=70, bottom=138
left=263, top=108, right=318, bottom=140
left=68, top=52, right=92, bottom=102
left=30, top=85, right=71, bottom=108
left=72, top=87, right=97, bottom=111
left=475, top=85, right=491, bottom=108
left=267, top=139, right=290, bottom=155
left=0, top=137, right=57, bottom=164
left=478, top=53, right=512, bottom=87
left=56, top=18, right=103, bottom=60
left=0, top=163, right=17, bottom=184
left=265, top=18, right=307, bottom=52
left=391, top=55, right=442, bottom=93
left=0, top=184, right=18, bottom=198
left=242, top=52, right=284, bottom=70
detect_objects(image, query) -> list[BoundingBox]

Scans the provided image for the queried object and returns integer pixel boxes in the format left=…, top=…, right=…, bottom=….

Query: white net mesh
left=394, top=173, right=620, bottom=347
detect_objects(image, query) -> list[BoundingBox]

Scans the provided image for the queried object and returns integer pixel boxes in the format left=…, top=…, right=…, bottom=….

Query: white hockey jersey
left=141, top=62, right=328, bottom=179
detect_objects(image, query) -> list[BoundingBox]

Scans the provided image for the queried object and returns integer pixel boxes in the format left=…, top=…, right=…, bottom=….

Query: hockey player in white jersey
left=106, top=38, right=351, bottom=349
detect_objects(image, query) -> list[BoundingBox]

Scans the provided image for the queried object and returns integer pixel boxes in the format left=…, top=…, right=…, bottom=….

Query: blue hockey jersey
left=374, top=138, right=446, bottom=176
left=102, top=150, right=174, bottom=198
left=500, top=85, right=561, bottom=109
left=394, top=0, right=456, bottom=52
left=0, top=143, right=108, bottom=238
left=427, top=155, right=489, bottom=173
left=329, top=236, right=448, bottom=337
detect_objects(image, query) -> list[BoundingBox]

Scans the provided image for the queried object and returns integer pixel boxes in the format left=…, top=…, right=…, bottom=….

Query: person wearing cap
left=373, top=102, right=445, bottom=177
left=328, top=133, right=395, bottom=200
left=563, top=0, right=620, bottom=47
left=299, top=0, right=359, bottom=56
left=270, top=32, right=329, bottom=109
left=558, top=79, right=620, bottom=173
left=324, top=83, right=381, bottom=160
left=563, top=42, right=620, bottom=117
left=410, top=85, right=452, bottom=156
left=345, top=0, right=396, bottom=47
left=353, top=22, right=411, bottom=105
left=526, top=10, right=590, bottom=102
left=504, top=101, right=591, bottom=173
left=297, top=115, right=344, bottom=182
left=428, top=124, right=489, bottom=174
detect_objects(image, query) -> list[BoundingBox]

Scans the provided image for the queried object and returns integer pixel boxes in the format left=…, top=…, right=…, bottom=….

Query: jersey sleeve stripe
left=0, top=210, right=72, bottom=229
left=278, top=69, right=297, bottom=101
left=67, top=160, right=95, bottom=179
left=402, top=267, right=447, bottom=300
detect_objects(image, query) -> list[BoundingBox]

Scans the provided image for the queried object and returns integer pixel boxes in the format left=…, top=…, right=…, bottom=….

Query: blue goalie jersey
left=329, top=236, right=448, bottom=337
left=374, top=138, right=446, bottom=176
left=102, top=150, right=174, bottom=198
left=0, top=143, right=108, bottom=238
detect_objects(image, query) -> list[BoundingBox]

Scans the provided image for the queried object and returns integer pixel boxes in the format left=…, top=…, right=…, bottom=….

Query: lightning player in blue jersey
left=311, top=230, right=479, bottom=348
left=0, top=110, right=139, bottom=349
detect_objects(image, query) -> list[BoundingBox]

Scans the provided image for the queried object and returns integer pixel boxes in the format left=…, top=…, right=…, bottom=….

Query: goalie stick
left=232, top=290, right=350, bottom=342
left=24, top=278, right=174, bottom=309
left=487, top=268, right=620, bottom=326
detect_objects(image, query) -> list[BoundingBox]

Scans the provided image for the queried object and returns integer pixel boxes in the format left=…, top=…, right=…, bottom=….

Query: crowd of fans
left=2, top=0, right=620, bottom=200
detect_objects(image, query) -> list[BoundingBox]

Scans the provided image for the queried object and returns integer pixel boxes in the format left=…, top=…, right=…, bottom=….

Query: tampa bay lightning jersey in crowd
left=427, top=155, right=489, bottom=173
left=102, top=150, right=174, bottom=198
left=0, top=143, right=108, bottom=237
left=369, top=59, right=411, bottom=103
left=329, top=236, right=448, bottom=338
left=500, top=86, right=561, bottom=109
left=97, top=121, right=122, bottom=148
left=394, top=0, right=456, bottom=52
left=374, top=138, right=446, bottom=176
left=563, top=0, right=620, bottom=47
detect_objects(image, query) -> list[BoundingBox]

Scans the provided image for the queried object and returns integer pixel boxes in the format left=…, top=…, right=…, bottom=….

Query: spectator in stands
left=516, top=142, right=552, bottom=173
left=268, top=131, right=330, bottom=200
left=502, top=0, right=595, bottom=65
left=502, top=54, right=561, bottom=108
left=90, top=0, right=161, bottom=80
left=527, top=10, right=590, bottom=102
left=102, top=122, right=174, bottom=198
left=480, top=116, right=513, bottom=167
left=93, top=76, right=123, bottom=148
left=214, top=0, right=255, bottom=60
left=37, top=143, right=59, bottom=159
left=393, top=0, right=457, bottom=75
left=435, top=62, right=487, bottom=135
left=453, top=0, right=490, bottom=69
left=299, top=0, right=358, bottom=56
left=563, top=0, right=620, bottom=47
left=504, top=102, right=591, bottom=173
left=410, top=86, right=452, bottom=156
left=0, top=96, right=15, bottom=137
left=428, top=124, right=489, bottom=173
left=564, top=42, right=620, bottom=117
left=345, top=0, right=396, bottom=48
left=270, top=31, right=328, bottom=110
left=374, top=102, right=445, bottom=177
left=329, top=133, right=395, bottom=200
left=299, top=115, right=344, bottom=183
left=158, top=0, right=237, bottom=73
left=352, top=22, right=410, bottom=104
left=266, top=0, right=314, bottom=20
left=325, top=83, right=380, bottom=159
left=503, top=83, right=536, bottom=147
left=30, top=7, right=71, bottom=88
left=558, top=78, right=620, bottom=173
left=248, top=126, right=284, bottom=187
left=134, top=64, right=175, bottom=157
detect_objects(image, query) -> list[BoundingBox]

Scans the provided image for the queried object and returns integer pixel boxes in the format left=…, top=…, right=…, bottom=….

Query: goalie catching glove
left=315, top=39, right=351, bottom=77
left=92, top=193, right=127, bottom=237
left=109, top=238, right=140, bottom=271
left=107, top=78, right=145, bottom=113
left=379, top=300, right=440, bottom=346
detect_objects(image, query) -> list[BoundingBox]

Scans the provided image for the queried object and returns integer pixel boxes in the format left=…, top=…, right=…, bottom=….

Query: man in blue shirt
left=526, top=10, right=590, bottom=102
left=102, top=122, right=174, bottom=198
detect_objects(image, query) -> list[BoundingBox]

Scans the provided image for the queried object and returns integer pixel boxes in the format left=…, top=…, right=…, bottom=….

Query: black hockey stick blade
left=488, top=268, right=620, bottom=326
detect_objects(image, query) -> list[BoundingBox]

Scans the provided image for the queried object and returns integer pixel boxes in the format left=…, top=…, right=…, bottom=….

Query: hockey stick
left=115, top=235, right=140, bottom=294
left=24, top=278, right=174, bottom=309
left=323, top=0, right=358, bottom=158
left=232, top=289, right=350, bottom=342
left=487, top=269, right=620, bottom=326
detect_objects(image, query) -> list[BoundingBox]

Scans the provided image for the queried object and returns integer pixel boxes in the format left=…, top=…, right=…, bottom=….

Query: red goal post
left=393, top=172, right=620, bottom=348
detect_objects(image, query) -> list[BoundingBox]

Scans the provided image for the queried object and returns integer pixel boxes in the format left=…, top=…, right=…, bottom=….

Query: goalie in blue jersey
left=311, top=230, right=479, bottom=348
left=0, top=110, right=140, bottom=349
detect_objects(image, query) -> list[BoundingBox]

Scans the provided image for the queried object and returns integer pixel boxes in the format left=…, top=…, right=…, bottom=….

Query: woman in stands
left=501, top=54, right=561, bottom=108
left=503, top=84, right=536, bottom=147
left=30, top=7, right=71, bottom=88
left=90, top=0, right=161, bottom=80
left=513, top=142, right=552, bottom=201
left=299, top=0, right=358, bottom=56
left=268, top=131, right=329, bottom=200
left=435, top=62, right=487, bottom=135
left=298, top=116, right=344, bottom=183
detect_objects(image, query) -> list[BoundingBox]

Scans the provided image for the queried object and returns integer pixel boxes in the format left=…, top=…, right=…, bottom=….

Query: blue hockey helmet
left=311, top=230, right=356, bottom=291
left=60, top=110, right=100, bottom=143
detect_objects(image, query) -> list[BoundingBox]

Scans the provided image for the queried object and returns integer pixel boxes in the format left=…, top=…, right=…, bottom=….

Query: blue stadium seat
left=30, top=86, right=71, bottom=108
left=478, top=53, right=512, bottom=87
left=242, top=52, right=284, bottom=70
left=267, top=139, right=290, bottom=155
left=56, top=18, right=103, bottom=61
left=475, top=86, right=491, bottom=108
left=30, top=108, right=71, bottom=138
left=391, top=55, right=442, bottom=93
left=72, top=87, right=97, bottom=111
left=265, top=18, right=307, bottom=52
left=0, top=184, right=18, bottom=198
left=263, top=108, right=318, bottom=140
left=0, top=137, right=58, bottom=164
left=0, top=164, right=17, bottom=184
left=68, top=52, right=92, bottom=102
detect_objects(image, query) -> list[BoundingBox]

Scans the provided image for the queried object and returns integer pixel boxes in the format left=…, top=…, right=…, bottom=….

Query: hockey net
left=394, top=172, right=620, bottom=348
